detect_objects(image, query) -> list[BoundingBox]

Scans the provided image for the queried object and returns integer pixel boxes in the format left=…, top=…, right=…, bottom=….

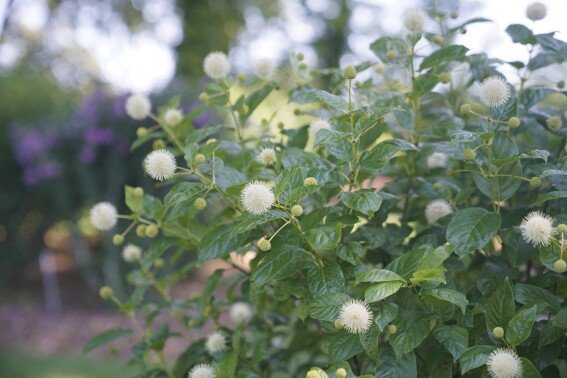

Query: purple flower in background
left=112, top=95, right=127, bottom=118
left=23, top=162, right=62, bottom=186
left=79, top=145, right=97, bottom=164
left=85, top=127, right=115, bottom=145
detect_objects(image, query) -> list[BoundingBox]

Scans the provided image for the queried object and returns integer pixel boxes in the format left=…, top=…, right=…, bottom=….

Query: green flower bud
left=112, top=234, right=124, bottom=246
left=304, top=177, right=318, bottom=186
left=291, top=205, right=304, bottom=217
left=133, top=187, right=144, bottom=198
left=554, top=259, right=567, bottom=273
left=388, top=324, right=397, bottom=334
left=343, top=65, right=357, bottom=80
left=439, top=72, right=451, bottom=84
left=464, top=148, right=476, bottom=161
left=297, top=52, right=305, bottom=61
left=194, top=197, right=207, bottom=210
left=433, top=182, right=442, bottom=190
left=194, top=154, right=206, bottom=165
left=557, top=224, right=567, bottom=234
left=450, top=11, right=458, bottom=19
left=187, top=319, right=197, bottom=328
left=508, top=117, right=520, bottom=128
left=198, top=92, right=208, bottom=103
left=136, top=127, right=148, bottom=138
left=530, top=177, right=542, bottom=187
left=258, top=238, right=271, bottom=251
left=336, top=368, right=347, bottom=378
left=154, top=258, right=165, bottom=269
left=558, top=80, right=565, bottom=89
left=446, top=169, right=453, bottom=176
left=145, top=224, right=159, bottom=238
left=236, top=73, right=247, bottom=82
left=374, top=64, right=385, bottom=74
left=299, top=63, right=308, bottom=70
left=386, top=50, right=397, bottom=60
left=238, top=105, right=249, bottom=116
left=136, top=225, right=146, bottom=237
left=306, top=371, right=320, bottom=378
left=432, top=35, right=444, bottom=44
left=296, top=78, right=306, bottom=87
left=460, top=103, right=472, bottom=113
left=547, top=116, right=562, bottom=131
left=294, top=108, right=301, bottom=116
left=152, top=139, right=166, bottom=150
left=334, top=319, right=343, bottom=329
left=493, top=326, right=505, bottom=338
left=99, top=286, right=114, bottom=300
left=206, top=138, right=217, bottom=145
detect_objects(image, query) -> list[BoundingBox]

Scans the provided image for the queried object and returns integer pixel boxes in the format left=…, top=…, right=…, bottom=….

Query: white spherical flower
left=520, top=211, right=555, bottom=247
left=403, top=9, right=427, bottom=34
left=425, top=199, right=453, bottom=224
left=526, top=2, right=547, bottom=21
left=164, top=108, right=183, bottom=126
left=486, top=349, right=522, bottom=378
left=339, top=299, right=372, bottom=334
left=145, top=149, right=176, bottom=181
left=205, top=332, right=227, bottom=354
left=122, top=244, right=142, bottom=263
left=188, top=364, right=216, bottom=378
left=309, top=119, right=331, bottom=138
left=479, top=76, right=511, bottom=108
left=125, top=94, right=151, bottom=120
left=240, top=181, right=275, bottom=215
left=229, top=302, right=253, bottom=325
left=257, top=148, right=277, bottom=166
left=254, top=58, right=275, bottom=80
left=90, top=202, right=118, bottom=231
left=203, top=51, right=230, bottom=80
left=427, top=152, right=448, bottom=169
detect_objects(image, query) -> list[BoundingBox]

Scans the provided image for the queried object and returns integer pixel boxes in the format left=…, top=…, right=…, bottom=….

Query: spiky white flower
left=257, top=148, right=277, bottom=165
left=403, top=9, right=427, bottom=34
left=229, top=302, right=253, bottom=325
left=188, top=364, right=216, bottom=378
left=144, top=149, right=176, bottom=181
left=240, top=181, right=275, bottom=214
left=164, top=108, right=183, bottom=126
left=206, top=332, right=227, bottom=354
left=486, top=349, right=522, bottom=378
left=427, top=152, right=448, bottom=169
left=526, top=2, right=547, bottom=21
left=122, top=244, right=142, bottom=263
left=425, top=199, right=453, bottom=224
left=254, top=58, right=275, bottom=80
left=339, top=299, right=372, bottom=334
left=125, top=94, right=151, bottom=120
left=203, top=51, right=230, bottom=80
left=520, top=211, right=555, bottom=246
left=479, top=76, right=511, bottom=108
left=309, top=119, right=330, bottom=138
left=90, top=202, right=118, bottom=231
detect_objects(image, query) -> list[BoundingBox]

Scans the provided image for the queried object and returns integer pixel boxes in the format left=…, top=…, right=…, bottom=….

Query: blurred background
left=0, top=0, right=565, bottom=376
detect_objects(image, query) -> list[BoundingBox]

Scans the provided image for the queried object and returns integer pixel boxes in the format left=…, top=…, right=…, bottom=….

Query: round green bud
left=299, top=63, right=308, bottom=70
left=432, top=35, right=444, bottom=44
left=291, top=205, right=304, bottom=217
left=304, top=177, right=318, bottom=186
left=336, top=368, right=347, bottom=378
left=547, top=116, right=562, bottom=131
left=450, top=11, right=458, bottom=19
left=238, top=105, right=249, bottom=116
left=460, top=103, right=472, bottom=113
left=194, top=197, right=207, bottom=210
left=112, top=234, right=124, bottom=246
left=334, top=319, right=343, bottom=329
left=296, top=78, right=306, bottom=87
left=154, top=258, right=165, bottom=269
left=212, top=323, right=220, bottom=331
left=133, top=187, right=144, bottom=198
left=554, top=259, right=567, bottom=273
left=464, top=148, right=476, bottom=161
left=258, top=237, right=271, bottom=252
left=493, top=326, right=505, bottom=338
left=439, top=72, right=451, bottom=84
left=508, top=117, right=521, bottom=128
left=530, top=177, right=542, bottom=188
left=152, top=139, right=166, bottom=150
left=136, top=225, right=146, bottom=237
left=446, top=169, right=453, bottom=176
left=277, top=122, right=285, bottom=130
left=386, top=50, right=397, bottom=60
left=145, top=224, right=159, bottom=238
left=294, top=108, right=301, bottom=116
left=461, top=27, right=467, bottom=34
left=99, top=286, right=114, bottom=300
left=374, top=64, right=385, bottom=74
left=361, top=112, right=371, bottom=120
left=236, top=73, right=247, bottom=82
left=187, top=319, right=197, bottom=328
left=198, top=92, right=208, bottom=103
left=136, top=127, right=148, bottom=138
left=433, top=182, right=442, bottom=190
left=558, top=80, right=565, bottom=89
left=306, top=371, right=320, bottom=378
left=355, top=81, right=363, bottom=89
left=388, top=324, right=397, bottom=334
left=557, top=224, right=567, bottom=234
left=343, top=65, right=357, bottom=80
left=206, top=138, right=217, bottom=145
left=297, top=52, right=305, bottom=61
left=194, top=154, right=206, bottom=165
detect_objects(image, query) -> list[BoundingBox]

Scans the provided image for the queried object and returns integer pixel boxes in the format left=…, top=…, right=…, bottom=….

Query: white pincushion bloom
left=255, top=58, right=275, bottom=80
left=257, top=148, right=277, bottom=166
left=205, top=332, right=227, bottom=354
left=479, top=76, right=511, bottom=108
left=403, top=9, right=427, bottom=34
left=520, top=211, right=555, bottom=246
left=339, top=299, right=372, bottom=334
left=90, top=202, right=118, bottom=231
left=145, top=149, right=176, bottom=181
left=122, top=244, right=142, bottom=263
left=427, top=152, right=448, bottom=169
left=164, top=108, right=183, bottom=126
left=125, top=94, right=151, bottom=120
left=188, top=364, right=216, bottom=378
left=309, top=119, right=331, bottom=138
left=203, top=51, right=230, bottom=80
left=425, top=199, right=453, bottom=224
left=240, top=181, right=275, bottom=214
left=230, top=302, right=253, bottom=325
left=486, top=349, right=522, bottom=378
left=526, top=2, right=547, bottom=21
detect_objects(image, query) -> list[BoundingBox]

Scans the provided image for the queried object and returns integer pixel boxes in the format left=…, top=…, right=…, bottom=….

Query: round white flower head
left=255, top=58, right=275, bottom=80
left=122, top=244, right=142, bottom=263
left=145, top=149, right=176, bottom=181
left=309, top=119, right=331, bottom=138
left=205, top=331, right=227, bottom=354
left=526, top=2, right=547, bottom=21
left=188, top=364, right=216, bottom=378
left=229, top=302, right=253, bottom=325
left=203, top=51, right=230, bottom=80
left=240, top=181, right=275, bottom=214
left=427, top=152, right=448, bottom=169
left=479, top=76, right=511, bottom=108
left=125, top=94, right=151, bottom=120
left=90, top=202, right=118, bottom=231
left=425, top=199, right=453, bottom=224
left=520, top=211, right=555, bottom=246
left=164, top=108, right=183, bottom=127
left=339, top=299, right=372, bottom=334
left=486, top=348, right=522, bottom=378
left=403, top=9, right=427, bottom=34
left=257, top=148, right=277, bottom=166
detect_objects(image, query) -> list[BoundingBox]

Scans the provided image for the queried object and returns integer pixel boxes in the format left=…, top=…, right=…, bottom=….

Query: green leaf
left=421, top=288, right=468, bottom=314
left=307, top=260, right=345, bottom=296
left=329, top=331, right=364, bottom=362
left=185, top=124, right=226, bottom=145
left=164, top=182, right=207, bottom=208
left=536, top=33, right=567, bottom=58
left=486, top=278, right=515, bottom=333
left=218, top=352, right=238, bottom=378
left=355, top=269, right=406, bottom=285
left=418, top=244, right=454, bottom=270
left=409, top=268, right=446, bottom=285
left=433, top=325, right=468, bottom=360
left=313, top=128, right=350, bottom=149
left=310, top=292, right=351, bottom=322
left=552, top=307, right=567, bottom=329
left=376, top=345, right=417, bottom=378
left=389, top=318, right=432, bottom=358
left=521, top=86, right=554, bottom=109
left=142, top=238, right=178, bottom=270
left=198, top=224, right=250, bottom=263
left=365, top=281, right=404, bottom=303
left=359, top=139, right=418, bottom=170
left=520, top=358, right=542, bottom=378
left=83, top=327, right=133, bottom=353
left=375, top=302, right=399, bottom=332
left=534, top=191, right=567, bottom=205
left=305, top=223, right=342, bottom=250
left=200, top=269, right=224, bottom=310
left=419, top=45, right=469, bottom=71
left=125, top=185, right=143, bottom=213
left=360, top=324, right=380, bottom=361
left=506, top=305, right=537, bottom=347
left=446, top=208, right=501, bottom=257
left=229, top=210, right=287, bottom=239
left=149, top=324, right=169, bottom=351
left=506, top=24, right=537, bottom=45
left=340, top=190, right=382, bottom=217
left=459, top=345, right=494, bottom=375
left=252, top=246, right=312, bottom=286
left=308, top=89, right=348, bottom=112
left=370, top=36, right=407, bottom=62
left=244, top=81, right=277, bottom=116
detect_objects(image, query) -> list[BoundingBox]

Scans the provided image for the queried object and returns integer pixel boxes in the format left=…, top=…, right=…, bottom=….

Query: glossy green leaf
left=83, top=327, right=133, bottom=354
left=446, top=208, right=501, bottom=257
left=486, top=278, right=515, bottom=333
left=355, top=269, right=406, bottom=285
left=506, top=305, right=537, bottom=347
left=459, top=345, right=494, bottom=375
left=340, top=190, right=382, bottom=217
left=365, top=281, right=404, bottom=303
left=309, top=292, right=351, bottom=322
left=421, top=288, right=468, bottom=314
left=433, top=325, right=468, bottom=360
left=252, top=246, right=312, bottom=286
left=419, top=45, right=469, bottom=71
left=359, top=139, right=418, bottom=170
left=307, top=260, right=345, bottom=296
